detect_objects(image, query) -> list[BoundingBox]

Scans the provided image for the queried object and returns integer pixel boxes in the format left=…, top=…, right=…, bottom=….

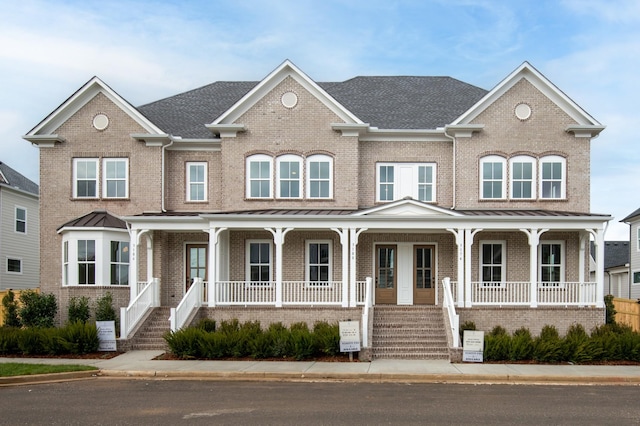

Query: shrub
left=290, top=322, right=314, bottom=360
left=533, top=325, right=562, bottom=363
left=196, top=318, right=216, bottom=333
left=459, top=321, right=476, bottom=342
left=0, top=327, right=20, bottom=354
left=199, top=331, right=227, bottom=359
left=2, top=290, right=21, bottom=328
left=604, top=294, right=616, bottom=325
left=59, top=322, right=99, bottom=354
left=68, top=296, right=91, bottom=324
left=164, top=327, right=205, bottom=359
left=18, top=327, right=46, bottom=355
left=19, top=291, right=57, bottom=328
left=266, top=322, right=290, bottom=358
left=562, top=324, right=592, bottom=363
left=313, top=321, right=339, bottom=356
left=509, top=327, right=534, bottom=361
left=484, top=326, right=510, bottom=361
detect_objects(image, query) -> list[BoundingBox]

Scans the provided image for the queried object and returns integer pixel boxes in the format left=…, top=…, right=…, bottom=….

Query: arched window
left=480, top=155, right=506, bottom=199
left=276, top=154, right=302, bottom=199
left=246, top=154, right=273, bottom=199
left=539, top=155, right=566, bottom=199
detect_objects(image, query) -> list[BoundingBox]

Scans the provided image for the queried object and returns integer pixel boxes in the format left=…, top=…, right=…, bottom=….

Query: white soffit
left=355, top=199, right=462, bottom=217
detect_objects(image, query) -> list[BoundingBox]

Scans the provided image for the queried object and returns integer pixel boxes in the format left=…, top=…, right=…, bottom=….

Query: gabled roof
left=57, top=210, right=127, bottom=232
left=137, top=62, right=487, bottom=138
left=24, top=77, right=164, bottom=142
left=622, top=207, right=640, bottom=223
left=590, top=241, right=629, bottom=269
left=353, top=198, right=463, bottom=217
left=451, top=62, right=604, bottom=136
left=0, top=161, right=39, bottom=196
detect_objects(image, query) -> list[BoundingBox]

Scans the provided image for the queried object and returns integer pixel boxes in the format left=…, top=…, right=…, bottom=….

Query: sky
left=1, top=0, right=638, bottom=240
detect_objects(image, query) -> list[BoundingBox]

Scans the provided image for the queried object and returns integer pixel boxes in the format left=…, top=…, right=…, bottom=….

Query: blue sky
left=1, top=0, right=638, bottom=240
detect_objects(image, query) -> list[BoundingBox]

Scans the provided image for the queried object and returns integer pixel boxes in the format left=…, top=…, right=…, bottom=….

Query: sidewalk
left=2, top=351, right=640, bottom=385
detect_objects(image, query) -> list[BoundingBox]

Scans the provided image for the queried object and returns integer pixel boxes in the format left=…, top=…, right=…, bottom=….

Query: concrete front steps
left=372, top=305, right=449, bottom=360
left=128, top=307, right=171, bottom=351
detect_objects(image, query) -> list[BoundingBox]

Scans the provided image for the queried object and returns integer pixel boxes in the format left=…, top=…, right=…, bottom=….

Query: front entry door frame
left=185, top=243, right=208, bottom=293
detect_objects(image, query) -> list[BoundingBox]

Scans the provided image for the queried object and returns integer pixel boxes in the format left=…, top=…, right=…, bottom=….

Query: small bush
left=313, top=321, right=339, bottom=356
left=509, top=327, right=534, bottom=361
left=164, top=327, right=205, bottom=359
left=59, top=322, right=99, bottom=354
left=18, top=328, right=46, bottom=355
left=533, top=325, right=562, bottom=363
left=290, top=322, right=314, bottom=360
left=459, top=321, right=476, bottom=342
left=604, top=294, right=616, bottom=325
left=196, top=318, right=216, bottom=333
left=2, top=290, right=21, bottom=328
left=266, top=322, right=290, bottom=357
left=68, top=296, right=91, bottom=324
left=484, top=326, right=510, bottom=361
left=0, top=327, right=20, bottom=354
left=19, top=291, right=57, bottom=328
left=562, top=324, right=591, bottom=363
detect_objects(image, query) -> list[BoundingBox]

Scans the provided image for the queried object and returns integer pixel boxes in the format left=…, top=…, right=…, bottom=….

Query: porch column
left=447, top=228, right=465, bottom=307
left=348, top=228, right=367, bottom=307
left=331, top=228, right=349, bottom=307
left=266, top=227, right=293, bottom=307
left=207, top=227, right=227, bottom=307
left=521, top=228, right=547, bottom=308
left=592, top=228, right=606, bottom=308
left=464, top=229, right=480, bottom=308
left=579, top=232, right=588, bottom=305
left=145, top=233, right=154, bottom=286
left=128, top=229, right=138, bottom=301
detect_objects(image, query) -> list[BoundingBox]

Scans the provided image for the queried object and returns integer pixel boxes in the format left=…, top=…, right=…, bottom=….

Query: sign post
left=339, top=321, right=361, bottom=361
left=462, top=330, right=484, bottom=362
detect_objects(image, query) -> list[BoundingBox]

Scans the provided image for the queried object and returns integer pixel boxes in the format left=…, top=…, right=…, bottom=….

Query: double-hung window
left=247, top=155, right=272, bottom=198
left=540, top=242, right=564, bottom=286
left=247, top=241, right=271, bottom=284
left=480, top=156, right=506, bottom=199
left=510, top=156, right=535, bottom=199
left=186, top=162, right=207, bottom=201
left=103, top=158, right=128, bottom=198
left=307, top=241, right=331, bottom=285
left=480, top=241, right=505, bottom=287
left=277, top=155, right=301, bottom=198
left=73, top=158, right=98, bottom=198
left=110, top=241, right=129, bottom=285
left=376, top=163, right=436, bottom=202
left=15, top=207, right=26, bottom=234
left=78, top=240, right=96, bottom=285
left=62, top=231, right=130, bottom=286
left=307, top=155, right=333, bottom=199
left=540, top=156, right=565, bottom=199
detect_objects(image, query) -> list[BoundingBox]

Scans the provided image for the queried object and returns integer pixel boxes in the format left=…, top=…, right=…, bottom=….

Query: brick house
left=24, top=60, right=609, bottom=359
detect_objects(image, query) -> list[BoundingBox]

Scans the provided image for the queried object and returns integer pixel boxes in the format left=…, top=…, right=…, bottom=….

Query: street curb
left=95, top=369, right=640, bottom=385
left=0, top=371, right=99, bottom=386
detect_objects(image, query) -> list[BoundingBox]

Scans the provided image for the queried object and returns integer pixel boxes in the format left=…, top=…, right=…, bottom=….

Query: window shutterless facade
left=376, top=163, right=436, bottom=202
left=510, top=156, right=535, bottom=199
left=73, top=158, right=98, bottom=198
left=247, top=155, right=272, bottom=198
left=539, top=241, right=564, bottom=285
left=7, top=258, right=22, bottom=274
left=110, top=241, right=129, bottom=285
left=103, top=158, right=128, bottom=198
left=480, top=241, right=505, bottom=286
left=480, top=156, right=506, bottom=199
left=15, top=207, right=26, bottom=234
left=307, top=241, right=331, bottom=285
left=277, top=155, right=301, bottom=198
left=540, top=156, right=566, bottom=199
left=247, top=240, right=272, bottom=284
left=306, top=155, right=332, bottom=199
left=186, top=162, right=207, bottom=201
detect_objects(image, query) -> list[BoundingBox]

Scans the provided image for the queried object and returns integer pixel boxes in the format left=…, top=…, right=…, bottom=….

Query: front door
left=375, top=245, right=397, bottom=304
left=414, top=245, right=435, bottom=304
left=186, top=244, right=207, bottom=292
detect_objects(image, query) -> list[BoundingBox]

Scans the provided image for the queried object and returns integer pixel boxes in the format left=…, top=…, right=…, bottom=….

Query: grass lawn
left=0, top=363, right=98, bottom=377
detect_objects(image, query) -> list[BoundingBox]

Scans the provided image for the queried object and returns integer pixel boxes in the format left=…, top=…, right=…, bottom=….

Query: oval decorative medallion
left=281, top=91, right=298, bottom=109
left=514, top=103, right=532, bottom=121
left=93, top=113, right=110, bottom=130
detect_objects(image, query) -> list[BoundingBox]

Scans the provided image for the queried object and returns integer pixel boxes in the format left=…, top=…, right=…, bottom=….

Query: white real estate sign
left=462, top=330, right=484, bottom=362
left=96, top=320, right=117, bottom=351
left=339, top=321, right=361, bottom=352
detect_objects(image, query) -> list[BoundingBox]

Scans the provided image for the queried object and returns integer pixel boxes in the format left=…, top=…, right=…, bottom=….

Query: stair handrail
left=120, top=278, right=160, bottom=339
left=170, top=277, right=203, bottom=331
left=361, top=276, right=373, bottom=348
left=442, top=277, right=460, bottom=347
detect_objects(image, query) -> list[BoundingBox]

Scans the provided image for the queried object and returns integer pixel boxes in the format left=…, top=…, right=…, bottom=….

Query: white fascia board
left=123, top=215, right=207, bottom=231
left=359, top=128, right=450, bottom=142
left=166, top=138, right=221, bottom=151
left=354, top=199, right=463, bottom=217
left=210, top=60, right=363, bottom=127
left=26, top=77, right=164, bottom=137
left=57, top=226, right=129, bottom=235
left=452, top=62, right=602, bottom=127
left=22, top=134, right=66, bottom=147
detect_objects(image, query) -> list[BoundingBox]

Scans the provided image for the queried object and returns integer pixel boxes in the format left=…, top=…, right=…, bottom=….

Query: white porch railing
left=462, top=281, right=598, bottom=307
left=472, top=282, right=531, bottom=305
left=120, top=278, right=160, bottom=339
left=210, top=281, right=353, bottom=306
left=361, top=277, right=373, bottom=348
left=442, top=277, right=459, bottom=347
left=170, top=277, right=203, bottom=332
left=538, top=282, right=597, bottom=306
left=282, top=281, right=344, bottom=305
left=355, top=280, right=367, bottom=305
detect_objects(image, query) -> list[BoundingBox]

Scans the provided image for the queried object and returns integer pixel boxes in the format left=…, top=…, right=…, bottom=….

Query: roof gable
left=209, top=60, right=363, bottom=128
left=0, top=161, right=39, bottom=196
left=25, top=77, right=164, bottom=139
left=354, top=198, right=462, bottom=217
left=451, top=62, right=603, bottom=133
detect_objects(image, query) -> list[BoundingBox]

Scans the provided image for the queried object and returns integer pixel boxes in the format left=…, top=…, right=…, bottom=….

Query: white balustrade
left=442, top=277, right=459, bottom=347
left=282, top=281, right=343, bottom=305
left=170, top=277, right=203, bottom=332
left=468, top=281, right=598, bottom=307
left=355, top=280, right=367, bottom=305
left=120, top=278, right=159, bottom=339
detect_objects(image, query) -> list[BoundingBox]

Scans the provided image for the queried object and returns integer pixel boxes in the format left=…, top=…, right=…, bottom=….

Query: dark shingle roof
left=137, top=76, right=487, bottom=138
left=591, top=241, right=630, bottom=269
left=622, top=207, right=640, bottom=223
left=0, top=161, right=39, bottom=195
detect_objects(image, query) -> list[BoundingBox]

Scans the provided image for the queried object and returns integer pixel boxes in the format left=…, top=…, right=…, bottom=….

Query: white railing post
left=442, top=277, right=460, bottom=348
left=120, top=307, right=127, bottom=339
left=361, top=277, right=373, bottom=348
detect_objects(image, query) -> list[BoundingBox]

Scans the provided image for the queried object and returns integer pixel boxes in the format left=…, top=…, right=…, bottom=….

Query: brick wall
left=199, top=306, right=360, bottom=329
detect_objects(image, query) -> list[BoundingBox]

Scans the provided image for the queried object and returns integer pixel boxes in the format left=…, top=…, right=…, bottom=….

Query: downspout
left=161, top=138, right=175, bottom=212
left=443, top=127, right=456, bottom=209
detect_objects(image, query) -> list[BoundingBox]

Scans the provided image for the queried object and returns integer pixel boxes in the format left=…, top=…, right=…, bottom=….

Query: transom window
left=307, top=241, right=331, bottom=285
left=247, top=155, right=273, bottom=198
left=247, top=241, right=271, bottom=284
left=376, top=163, right=436, bottom=202
left=480, top=241, right=505, bottom=287
left=307, top=155, right=332, bottom=199
left=15, top=207, right=26, bottom=234
left=480, top=156, right=506, bottom=199
left=277, top=155, right=301, bottom=198
left=510, top=156, right=535, bottom=199
left=186, top=162, right=207, bottom=201
left=540, top=242, right=564, bottom=286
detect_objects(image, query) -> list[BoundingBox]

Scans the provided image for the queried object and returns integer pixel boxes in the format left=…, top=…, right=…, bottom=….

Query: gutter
left=161, top=138, right=175, bottom=212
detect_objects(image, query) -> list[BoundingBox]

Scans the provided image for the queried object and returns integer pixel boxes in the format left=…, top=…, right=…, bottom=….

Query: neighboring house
left=24, top=60, right=610, bottom=359
left=622, top=208, right=640, bottom=300
left=0, top=161, right=39, bottom=291
left=590, top=241, right=630, bottom=299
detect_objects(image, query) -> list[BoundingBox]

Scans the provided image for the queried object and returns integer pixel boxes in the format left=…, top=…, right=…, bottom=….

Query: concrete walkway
left=2, top=351, right=640, bottom=385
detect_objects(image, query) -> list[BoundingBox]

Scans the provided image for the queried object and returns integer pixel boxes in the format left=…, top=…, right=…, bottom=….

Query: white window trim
left=102, top=158, right=129, bottom=199
left=538, top=240, right=565, bottom=286
left=72, top=158, right=99, bottom=198
left=480, top=155, right=507, bottom=200
left=6, top=257, right=22, bottom=275
left=61, top=230, right=130, bottom=286
left=509, top=155, right=536, bottom=200
left=479, top=240, right=506, bottom=287
left=276, top=154, right=302, bottom=199
left=305, top=240, right=332, bottom=286
left=632, top=270, right=640, bottom=285
left=376, top=163, right=437, bottom=202
left=246, top=154, right=273, bottom=199
left=306, top=154, right=333, bottom=199
left=539, top=155, right=566, bottom=200
left=186, top=161, right=208, bottom=202
left=15, top=206, right=27, bottom=234
left=246, top=240, right=273, bottom=286
left=110, top=240, right=130, bottom=285
left=636, top=227, right=640, bottom=252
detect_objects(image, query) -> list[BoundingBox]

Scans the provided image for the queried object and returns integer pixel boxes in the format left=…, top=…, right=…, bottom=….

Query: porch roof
left=57, top=210, right=127, bottom=232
